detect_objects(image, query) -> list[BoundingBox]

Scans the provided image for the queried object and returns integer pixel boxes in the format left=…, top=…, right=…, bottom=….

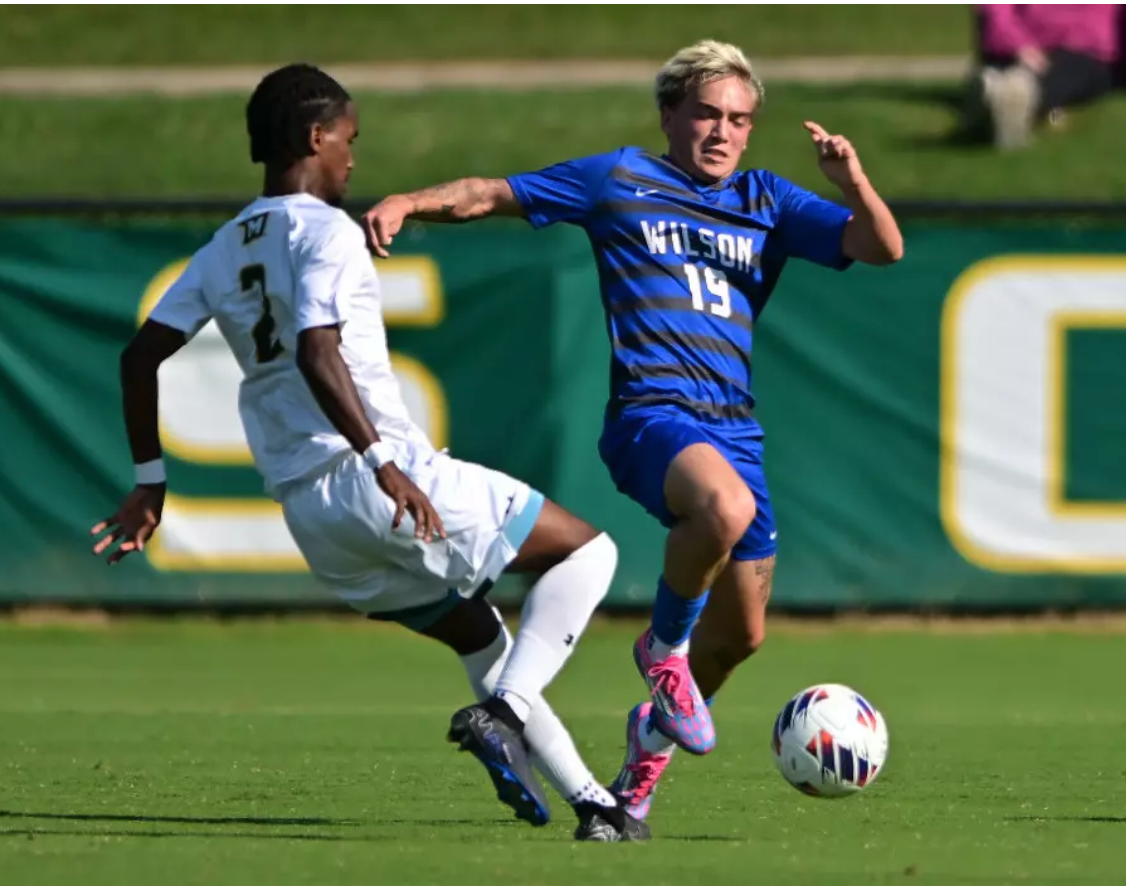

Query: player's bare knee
left=699, top=485, right=756, bottom=551
left=546, top=518, right=602, bottom=570
left=511, top=498, right=615, bottom=578
left=745, top=622, right=766, bottom=656
left=561, top=514, right=601, bottom=556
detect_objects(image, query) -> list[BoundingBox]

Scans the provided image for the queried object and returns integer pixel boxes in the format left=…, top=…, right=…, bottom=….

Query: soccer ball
left=771, top=683, right=889, bottom=798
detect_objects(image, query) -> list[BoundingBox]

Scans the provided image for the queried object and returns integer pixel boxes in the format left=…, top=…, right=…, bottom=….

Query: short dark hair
left=246, top=63, right=352, bottom=165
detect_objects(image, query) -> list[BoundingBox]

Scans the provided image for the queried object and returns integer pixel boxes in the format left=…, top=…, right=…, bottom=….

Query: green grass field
left=0, top=7, right=970, bottom=66
left=0, top=6, right=1116, bottom=204
left=5, top=84, right=1126, bottom=201
left=1, top=617, right=1123, bottom=884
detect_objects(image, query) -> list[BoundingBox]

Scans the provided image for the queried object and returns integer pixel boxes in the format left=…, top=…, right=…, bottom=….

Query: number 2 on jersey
left=683, top=264, right=732, bottom=319
left=241, top=264, right=283, bottom=364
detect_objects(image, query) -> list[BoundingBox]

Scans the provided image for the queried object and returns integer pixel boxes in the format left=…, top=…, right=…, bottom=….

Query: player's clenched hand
left=363, top=195, right=413, bottom=259
left=803, top=121, right=867, bottom=189
left=90, top=485, right=166, bottom=565
left=374, top=462, right=447, bottom=542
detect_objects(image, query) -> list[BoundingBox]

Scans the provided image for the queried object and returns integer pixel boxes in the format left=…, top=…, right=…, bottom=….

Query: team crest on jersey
left=239, top=213, right=269, bottom=245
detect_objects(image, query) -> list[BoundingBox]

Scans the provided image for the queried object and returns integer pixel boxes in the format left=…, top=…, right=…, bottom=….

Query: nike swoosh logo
left=769, top=530, right=778, bottom=540
left=635, top=187, right=660, bottom=197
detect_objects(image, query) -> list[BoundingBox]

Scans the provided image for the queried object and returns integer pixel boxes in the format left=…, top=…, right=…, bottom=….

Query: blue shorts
left=599, top=409, right=777, bottom=562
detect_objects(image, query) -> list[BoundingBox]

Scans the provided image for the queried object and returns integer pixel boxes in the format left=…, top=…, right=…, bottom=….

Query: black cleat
left=573, top=802, right=652, bottom=842
left=447, top=702, right=551, bottom=827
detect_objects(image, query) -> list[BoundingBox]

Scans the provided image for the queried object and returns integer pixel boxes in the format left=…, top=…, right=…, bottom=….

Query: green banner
left=2, top=216, right=1126, bottom=609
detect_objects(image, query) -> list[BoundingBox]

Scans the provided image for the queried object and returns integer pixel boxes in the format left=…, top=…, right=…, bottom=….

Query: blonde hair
left=654, top=40, right=764, bottom=112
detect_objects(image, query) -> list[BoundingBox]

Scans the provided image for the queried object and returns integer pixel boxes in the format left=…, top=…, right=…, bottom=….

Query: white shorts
left=279, top=445, right=543, bottom=622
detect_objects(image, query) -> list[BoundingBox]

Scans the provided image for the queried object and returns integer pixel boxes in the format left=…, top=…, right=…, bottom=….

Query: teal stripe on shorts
left=505, top=489, right=544, bottom=552
left=366, top=588, right=463, bottom=632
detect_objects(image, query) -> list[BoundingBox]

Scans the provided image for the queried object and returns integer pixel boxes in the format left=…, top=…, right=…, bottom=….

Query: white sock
left=531, top=714, right=617, bottom=809
left=647, top=635, right=690, bottom=660
left=493, top=533, right=616, bottom=707
left=460, top=612, right=617, bottom=808
left=639, top=715, right=677, bottom=756
left=493, top=688, right=533, bottom=723
left=562, top=778, right=618, bottom=808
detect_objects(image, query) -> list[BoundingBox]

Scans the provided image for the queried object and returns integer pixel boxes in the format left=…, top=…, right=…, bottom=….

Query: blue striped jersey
left=507, top=147, right=853, bottom=434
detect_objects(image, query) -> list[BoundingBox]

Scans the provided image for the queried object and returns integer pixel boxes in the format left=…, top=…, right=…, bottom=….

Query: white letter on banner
left=941, top=256, right=1126, bottom=573
left=136, top=256, right=446, bottom=572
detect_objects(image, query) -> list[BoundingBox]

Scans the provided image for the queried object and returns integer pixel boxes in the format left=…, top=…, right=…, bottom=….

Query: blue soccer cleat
left=447, top=702, right=551, bottom=827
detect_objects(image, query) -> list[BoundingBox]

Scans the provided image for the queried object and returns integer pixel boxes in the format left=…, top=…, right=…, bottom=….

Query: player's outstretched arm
left=803, top=121, right=904, bottom=266
left=296, top=325, right=445, bottom=541
left=297, top=325, right=382, bottom=455
left=363, top=178, right=522, bottom=258
left=90, top=320, right=186, bottom=564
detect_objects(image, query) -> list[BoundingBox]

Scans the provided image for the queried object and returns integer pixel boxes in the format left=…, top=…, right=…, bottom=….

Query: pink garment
left=977, top=4, right=1121, bottom=64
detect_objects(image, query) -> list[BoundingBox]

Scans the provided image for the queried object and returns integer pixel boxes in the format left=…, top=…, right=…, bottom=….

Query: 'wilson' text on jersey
left=508, top=146, right=853, bottom=433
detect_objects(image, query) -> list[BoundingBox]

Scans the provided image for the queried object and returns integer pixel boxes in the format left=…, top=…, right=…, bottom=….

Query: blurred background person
left=966, top=4, right=1123, bottom=149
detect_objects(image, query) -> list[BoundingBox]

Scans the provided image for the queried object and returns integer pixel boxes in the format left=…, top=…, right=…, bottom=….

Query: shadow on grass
left=1006, top=815, right=1126, bottom=824
left=0, top=809, right=357, bottom=827
left=0, top=810, right=518, bottom=843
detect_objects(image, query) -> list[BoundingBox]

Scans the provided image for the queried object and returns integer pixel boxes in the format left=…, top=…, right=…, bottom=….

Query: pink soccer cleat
left=609, top=702, right=675, bottom=821
left=633, top=628, right=716, bottom=755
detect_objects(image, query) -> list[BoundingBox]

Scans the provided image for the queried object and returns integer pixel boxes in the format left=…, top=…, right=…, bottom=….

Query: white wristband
left=134, top=458, right=166, bottom=485
left=361, top=441, right=397, bottom=471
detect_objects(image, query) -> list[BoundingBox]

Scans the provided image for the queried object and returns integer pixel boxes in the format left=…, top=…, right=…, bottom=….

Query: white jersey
left=150, top=193, right=431, bottom=496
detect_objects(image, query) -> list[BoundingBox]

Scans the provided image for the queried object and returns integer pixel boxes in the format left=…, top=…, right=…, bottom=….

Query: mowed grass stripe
left=0, top=7, right=972, bottom=67
left=3, top=86, right=1126, bottom=201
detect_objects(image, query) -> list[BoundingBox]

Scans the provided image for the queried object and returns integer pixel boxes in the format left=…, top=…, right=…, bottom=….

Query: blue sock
left=650, top=576, right=708, bottom=647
